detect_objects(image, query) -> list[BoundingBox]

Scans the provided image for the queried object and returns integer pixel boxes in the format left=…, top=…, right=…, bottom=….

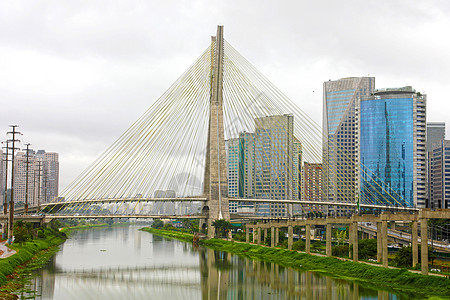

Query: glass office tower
left=360, top=86, right=426, bottom=208
left=323, top=77, right=374, bottom=215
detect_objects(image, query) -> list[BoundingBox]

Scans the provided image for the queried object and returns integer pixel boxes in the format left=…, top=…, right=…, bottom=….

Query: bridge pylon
left=200, top=26, right=230, bottom=238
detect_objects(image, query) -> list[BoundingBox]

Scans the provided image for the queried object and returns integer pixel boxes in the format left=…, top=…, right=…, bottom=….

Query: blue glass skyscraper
left=360, top=87, right=427, bottom=208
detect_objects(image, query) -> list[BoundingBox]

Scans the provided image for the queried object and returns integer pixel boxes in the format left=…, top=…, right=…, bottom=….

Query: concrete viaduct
left=246, top=209, right=450, bottom=275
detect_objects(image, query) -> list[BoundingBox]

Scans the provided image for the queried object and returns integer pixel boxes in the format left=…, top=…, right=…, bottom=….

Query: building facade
left=0, top=150, right=3, bottom=204
left=12, top=149, right=59, bottom=206
left=427, top=122, right=445, bottom=151
left=429, top=140, right=450, bottom=209
left=226, top=138, right=240, bottom=213
left=254, top=114, right=295, bottom=216
left=225, top=114, right=300, bottom=217
left=323, top=77, right=375, bottom=214
left=360, top=86, right=426, bottom=208
left=36, top=150, right=59, bottom=204
left=303, top=162, right=323, bottom=202
left=426, top=122, right=445, bottom=208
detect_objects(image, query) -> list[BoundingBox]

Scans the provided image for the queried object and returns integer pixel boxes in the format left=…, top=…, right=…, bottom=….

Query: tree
left=13, top=220, right=33, bottom=243
left=151, top=219, right=164, bottom=229
left=212, top=219, right=233, bottom=238
left=332, top=245, right=349, bottom=257
left=358, top=239, right=377, bottom=259
left=392, top=244, right=437, bottom=268
left=335, top=230, right=347, bottom=245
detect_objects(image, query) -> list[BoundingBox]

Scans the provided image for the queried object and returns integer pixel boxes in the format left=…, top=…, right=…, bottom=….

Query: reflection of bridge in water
left=33, top=247, right=397, bottom=300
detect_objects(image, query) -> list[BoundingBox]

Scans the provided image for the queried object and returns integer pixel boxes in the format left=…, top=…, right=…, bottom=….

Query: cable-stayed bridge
left=4, top=26, right=431, bottom=237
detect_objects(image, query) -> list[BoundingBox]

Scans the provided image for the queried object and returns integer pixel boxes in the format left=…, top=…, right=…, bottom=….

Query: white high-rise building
left=13, top=150, right=59, bottom=205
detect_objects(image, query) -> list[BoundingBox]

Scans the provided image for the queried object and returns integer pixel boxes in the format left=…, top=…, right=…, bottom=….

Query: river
left=19, top=225, right=415, bottom=299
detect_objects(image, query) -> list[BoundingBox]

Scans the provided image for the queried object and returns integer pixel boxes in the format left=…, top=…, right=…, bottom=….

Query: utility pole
left=24, top=143, right=31, bottom=214
left=7, top=125, right=21, bottom=244
left=32, top=168, right=36, bottom=209
left=43, top=169, right=48, bottom=204
left=36, top=161, right=42, bottom=210
left=1, top=140, right=8, bottom=239
left=2, top=141, right=9, bottom=215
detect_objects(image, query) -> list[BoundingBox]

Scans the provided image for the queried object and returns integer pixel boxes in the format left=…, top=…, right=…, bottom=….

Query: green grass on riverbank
left=0, top=228, right=66, bottom=291
left=140, top=227, right=194, bottom=243
left=144, top=228, right=450, bottom=299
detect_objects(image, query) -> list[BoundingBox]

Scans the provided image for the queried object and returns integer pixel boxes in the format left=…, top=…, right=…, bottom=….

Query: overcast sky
left=1, top=0, right=449, bottom=190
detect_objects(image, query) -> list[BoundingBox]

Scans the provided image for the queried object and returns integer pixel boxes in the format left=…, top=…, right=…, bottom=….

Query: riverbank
left=143, top=228, right=450, bottom=299
left=0, top=228, right=67, bottom=299
left=0, top=222, right=129, bottom=299
left=60, top=222, right=129, bottom=235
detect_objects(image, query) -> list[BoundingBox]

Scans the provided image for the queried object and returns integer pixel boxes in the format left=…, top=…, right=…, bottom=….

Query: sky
left=0, top=0, right=449, bottom=190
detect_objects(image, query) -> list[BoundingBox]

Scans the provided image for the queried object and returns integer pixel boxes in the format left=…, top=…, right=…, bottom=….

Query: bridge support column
left=391, top=221, right=396, bottom=231
left=352, top=222, right=358, bottom=262
left=252, top=228, right=256, bottom=244
left=412, top=220, right=418, bottom=267
left=1, top=222, right=6, bottom=240
left=382, top=220, right=388, bottom=268
left=288, top=225, right=293, bottom=250
left=377, top=222, right=382, bottom=263
left=420, top=218, right=428, bottom=275
left=264, top=228, right=267, bottom=243
left=326, top=223, right=332, bottom=257
left=271, top=227, right=275, bottom=248
left=257, top=227, right=261, bottom=245
left=246, top=227, right=250, bottom=243
left=305, top=224, right=311, bottom=254
left=275, top=228, right=279, bottom=247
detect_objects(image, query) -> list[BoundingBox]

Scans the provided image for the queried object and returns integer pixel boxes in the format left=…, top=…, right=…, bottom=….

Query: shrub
left=358, top=239, right=377, bottom=259
left=151, top=220, right=164, bottom=229
left=292, top=240, right=305, bottom=251
left=332, top=245, right=349, bottom=257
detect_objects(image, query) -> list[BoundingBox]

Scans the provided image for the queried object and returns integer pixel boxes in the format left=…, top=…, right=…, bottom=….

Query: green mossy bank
left=142, top=228, right=450, bottom=299
left=0, top=228, right=67, bottom=287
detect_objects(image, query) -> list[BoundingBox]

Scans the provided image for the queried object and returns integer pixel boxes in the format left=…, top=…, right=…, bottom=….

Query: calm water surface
left=21, top=225, right=415, bottom=299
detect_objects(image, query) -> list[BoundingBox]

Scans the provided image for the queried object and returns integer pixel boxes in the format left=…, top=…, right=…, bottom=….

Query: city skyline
left=0, top=1, right=449, bottom=191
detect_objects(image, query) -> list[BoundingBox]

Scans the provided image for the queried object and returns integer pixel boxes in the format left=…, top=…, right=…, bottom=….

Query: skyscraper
left=12, top=149, right=59, bottom=205
left=254, top=114, right=295, bottom=216
left=426, top=122, right=445, bottom=208
left=37, top=151, right=59, bottom=203
left=226, top=138, right=239, bottom=213
left=323, top=77, right=375, bottom=214
left=238, top=132, right=255, bottom=199
left=13, top=150, right=36, bottom=205
left=227, top=132, right=257, bottom=214
left=360, top=86, right=426, bottom=208
left=0, top=149, right=3, bottom=204
left=427, top=122, right=445, bottom=151
left=430, top=140, right=450, bottom=209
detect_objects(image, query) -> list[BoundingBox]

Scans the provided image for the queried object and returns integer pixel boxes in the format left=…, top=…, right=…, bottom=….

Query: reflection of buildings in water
left=198, top=249, right=383, bottom=299
left=199, top=248, right=230, bottom=300
left=32, top=255, right=56, bottom=299
left=151, top=234, right=175, bottom=256
left=134, top=230, right=141, bottom=252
